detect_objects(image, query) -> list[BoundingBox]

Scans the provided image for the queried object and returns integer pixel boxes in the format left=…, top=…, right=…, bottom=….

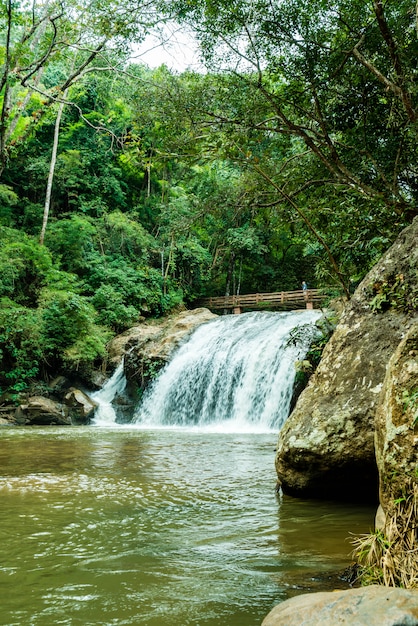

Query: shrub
left=0, top=227, right=52, bottom=305
left=92, top=284, right=139, bottom=332
left=0, top=301, right=42, bottom=399
left=40, top=289, right=112, bottom=371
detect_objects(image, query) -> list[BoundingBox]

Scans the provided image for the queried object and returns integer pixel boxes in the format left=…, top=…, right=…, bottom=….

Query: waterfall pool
left=1, top=312, right=375, bottom=623
left=0, top=426, right=374, bottom=626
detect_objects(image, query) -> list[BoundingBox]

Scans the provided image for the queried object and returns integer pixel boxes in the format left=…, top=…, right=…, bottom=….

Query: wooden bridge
left=198, top=289, right=326, bottom=313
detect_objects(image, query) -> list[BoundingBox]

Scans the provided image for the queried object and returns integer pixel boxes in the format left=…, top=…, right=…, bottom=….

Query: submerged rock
left=261, top=585, right=418, bottom=626
left=275, top=218, right=418, bottom=502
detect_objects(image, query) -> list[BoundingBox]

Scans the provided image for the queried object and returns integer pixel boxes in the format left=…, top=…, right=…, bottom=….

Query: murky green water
left=0, top=427, right=374, bottom=626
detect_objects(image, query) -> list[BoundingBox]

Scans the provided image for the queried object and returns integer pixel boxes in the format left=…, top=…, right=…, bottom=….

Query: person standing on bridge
left=302, top=280, right=308, bottom=291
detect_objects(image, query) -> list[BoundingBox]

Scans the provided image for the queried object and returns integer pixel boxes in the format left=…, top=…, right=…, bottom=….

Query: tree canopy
left=0, top=0, right=417, bottom=398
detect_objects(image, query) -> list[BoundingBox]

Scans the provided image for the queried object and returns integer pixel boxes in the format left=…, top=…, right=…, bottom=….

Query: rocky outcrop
left=375, top=322, right=418, bottom=513
left=351, top=323, right=418, bottom=588
left=111, top=308, right=217, bottom=394
left=0, top=414, right=14, bottom=425
left=107, top=322, right=162, bottom=368
left=275, top=218, right=418, bottom=501
left=261, top=586, right=418, bottom=626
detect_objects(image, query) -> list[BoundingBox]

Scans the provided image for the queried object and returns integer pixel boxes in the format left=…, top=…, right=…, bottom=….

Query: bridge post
left=306, top=301, right=314, bottom=309
left=233, top=306, right=242, bottom=314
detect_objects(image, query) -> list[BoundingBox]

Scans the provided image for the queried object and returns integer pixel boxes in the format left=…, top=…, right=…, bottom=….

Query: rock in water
left=275, top=217, right=418, bottom=501
left=261, top=586, right=418, bottom=626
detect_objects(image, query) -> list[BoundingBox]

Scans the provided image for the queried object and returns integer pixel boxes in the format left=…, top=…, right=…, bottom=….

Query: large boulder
left=275, top=218, right=418, bottom=501
left=63, top=388, right=98, bottom=425
left=261, top=586, right=418, bottom=626
left=357, top=323, right=418, bottom=588
left=15, top=396, right=71, bottom=426
left=375, top=322, right=418, bottom=513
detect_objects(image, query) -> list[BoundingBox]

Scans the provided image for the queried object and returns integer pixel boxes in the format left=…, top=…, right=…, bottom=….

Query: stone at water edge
left=15, top=396, right=71, bottom=426
left=64, top=388, right=98, bottom=424
left=261, top=586, right=418, bottom=626
left=14, top=388, right=98, bottom=425
left=275, top=217, right=418, bottom=502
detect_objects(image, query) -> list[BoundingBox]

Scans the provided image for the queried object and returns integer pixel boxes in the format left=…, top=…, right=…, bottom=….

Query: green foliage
left=101, top=211, right=155, bottom=264
left=39, top=288, right=111, bottom=371
left=45, top=215, right=97, bottom=272
left=0, top=228, right=52, bottom=305
left=0, top=302, right=42, bottom=399
left=351, top=530, right=388, bottom=586
left=91, top=284, right=139, bottom=332
left=40, top=290, right=98, bottom=353
left=62, top=326, right=111, bottom=371
left=0, top=277, right=112, bottom=400
left=162, top=238, right=213, bottom=301
left=86, top=258, right=160, bottom=313
left=1, top=0, right=417, bottom=398
left=166, top=0, right=416, bottom=291
left=369, top=274, right=418, bottom=314
left=0, top=184, right=18, bottom=226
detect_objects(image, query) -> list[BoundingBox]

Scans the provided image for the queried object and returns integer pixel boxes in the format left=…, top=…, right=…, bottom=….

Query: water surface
left=0, top=427, right=374, bottom=626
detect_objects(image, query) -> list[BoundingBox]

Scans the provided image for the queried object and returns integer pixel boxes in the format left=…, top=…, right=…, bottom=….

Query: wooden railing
left=197, top=289, right=325, bottom=311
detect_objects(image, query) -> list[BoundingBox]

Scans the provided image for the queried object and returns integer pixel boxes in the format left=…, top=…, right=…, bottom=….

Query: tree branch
left=244, top=152, right=351, bottom=298
left=351, top=34, right=416, bottom=122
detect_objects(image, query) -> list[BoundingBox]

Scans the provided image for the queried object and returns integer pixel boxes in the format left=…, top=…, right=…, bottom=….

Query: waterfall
left=133, top=310, right=321, bottom=432
left=91, top=361, right=127, bottom=425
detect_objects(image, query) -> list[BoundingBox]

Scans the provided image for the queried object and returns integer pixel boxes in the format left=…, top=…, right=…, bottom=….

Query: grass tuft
left=351, top=480, right=418, bottom=588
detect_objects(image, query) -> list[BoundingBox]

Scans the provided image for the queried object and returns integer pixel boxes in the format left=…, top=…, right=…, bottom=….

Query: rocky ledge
left=108, top=307, right=217, bottom=398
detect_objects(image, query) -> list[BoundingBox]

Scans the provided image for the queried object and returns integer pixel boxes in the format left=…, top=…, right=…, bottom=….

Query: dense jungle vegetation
left=1, top=0, right=417, bottom=399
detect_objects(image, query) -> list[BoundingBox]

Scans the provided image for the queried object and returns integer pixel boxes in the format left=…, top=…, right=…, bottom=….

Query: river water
left=0, top=426, right=374, bottom=626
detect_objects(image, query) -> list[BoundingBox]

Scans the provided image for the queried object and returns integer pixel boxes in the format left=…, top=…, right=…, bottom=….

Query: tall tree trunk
left=0, top=0, right=13, bottom=177
left=163, top=235, right=175, bottom=295
left=147, top=161, right=151, bottom=197
left=39, top=89, right=68, bottom=245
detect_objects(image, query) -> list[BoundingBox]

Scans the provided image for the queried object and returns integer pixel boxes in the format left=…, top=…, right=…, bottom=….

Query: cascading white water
left=91, top=361, right=127, bottom=425
left=133, top=310, right=321, bottom=431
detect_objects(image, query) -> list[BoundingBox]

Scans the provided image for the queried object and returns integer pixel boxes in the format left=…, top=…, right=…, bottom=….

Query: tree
left=39, top=86, right=68, bottom=244
left=165, top=0, right=418, bottom=291
left=0, top=0, right=159, bottom=196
